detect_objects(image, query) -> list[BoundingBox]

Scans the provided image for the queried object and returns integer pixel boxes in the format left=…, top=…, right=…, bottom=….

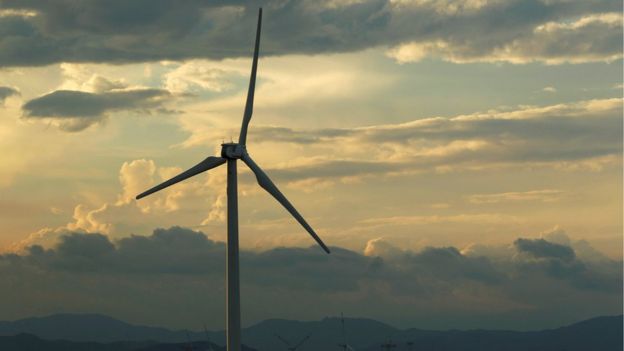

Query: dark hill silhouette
left=135, top=340, right=257, bottom=351
left=0, top=333, right=152, bottom=351
left=0, top=313, right=205, bottom=343
left=0, top=334, right=257, bottom=351
left=360, top=315, right=623, bottom=351
left=0, top=314, right=621, bottom=351
left=241, top=316, right=397, bottom=350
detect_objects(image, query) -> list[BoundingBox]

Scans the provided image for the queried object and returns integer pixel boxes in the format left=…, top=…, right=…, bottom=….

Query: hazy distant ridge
left=0, top=314, right=621, bottom=351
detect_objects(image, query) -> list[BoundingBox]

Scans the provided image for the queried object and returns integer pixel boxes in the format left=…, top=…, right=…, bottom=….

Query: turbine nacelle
left=221, top=143, right=246, bottom=159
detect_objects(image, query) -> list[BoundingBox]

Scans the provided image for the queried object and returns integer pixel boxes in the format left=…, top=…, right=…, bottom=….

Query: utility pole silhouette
left=275, top=333, right=310, bottom=351
left=183, top=331, right=194, bottom=351
left=337, top=313, right=352, bottom=351
left=381, top=339, right=396, bottom=351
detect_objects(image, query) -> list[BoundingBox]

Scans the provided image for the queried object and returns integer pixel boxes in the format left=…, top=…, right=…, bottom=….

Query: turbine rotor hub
left=221, top=143, right=246, bottom=159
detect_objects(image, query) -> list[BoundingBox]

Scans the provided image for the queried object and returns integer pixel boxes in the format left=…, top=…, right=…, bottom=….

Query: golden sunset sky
left=0, top=0, right=622, bottom=330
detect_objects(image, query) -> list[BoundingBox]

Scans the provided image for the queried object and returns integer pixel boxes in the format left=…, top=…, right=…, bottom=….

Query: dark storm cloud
left=21, top=88, right=175, bottom=131
left=512, top=238, right=621, bottom=292
left=0, top=86, right=19, bottom=103
left=24, top=227, right=226, bottom=275
left=16, top=228, right=374, bottom=292
left=0, top=0, right=621, bottom=67
left=405, top=247, right=504, bottom=285
left=0, top=227, right=620, bottom=290
left=514, top=238, right=575, bottom=261
left=23, top=89, right=172, bottom=118
left=0, top=226, right=621, bottom=329
left=244, top=246, right=376, bottom=292
left=3, top=226, right=621, bottom=293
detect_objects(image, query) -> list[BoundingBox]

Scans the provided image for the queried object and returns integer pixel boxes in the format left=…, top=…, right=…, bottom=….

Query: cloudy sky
left=0, top=0, right=622, bottom=331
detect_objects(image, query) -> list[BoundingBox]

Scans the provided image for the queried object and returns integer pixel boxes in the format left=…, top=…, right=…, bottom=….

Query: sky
left=0, top=0, right=622, bottom=331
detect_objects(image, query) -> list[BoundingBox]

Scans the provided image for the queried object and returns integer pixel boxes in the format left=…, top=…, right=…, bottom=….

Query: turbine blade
left=242, top=153, right=330, bottom=254
left=136, top=156, right=226, bottom=199
left=238, top=8, right=262, bottom=145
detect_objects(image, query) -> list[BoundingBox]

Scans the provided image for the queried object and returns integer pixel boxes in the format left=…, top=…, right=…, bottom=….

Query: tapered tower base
left=226, top=158, right=241, bottom=351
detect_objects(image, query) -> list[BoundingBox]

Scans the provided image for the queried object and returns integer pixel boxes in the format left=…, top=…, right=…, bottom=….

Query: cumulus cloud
left=0, top=226, right=620, bottom=330
left=0, top=0, right=621, bottom=67
left=512, top=237, right=622, bottom=292
left=21, top=88, right=175, bottom=131
left=538, top=226, right=615, bottom=265
left=202, top=194, right=226, bottom=224
left=364, top=237, right=404, bottom=257
left=515, top=237, right=576, bottom=261
left=9, top=158, right=226, bottom=252
left=404, top=246, right=505, bottom=286
left=117, top=159, right=158, bottom=207
left=0, top=85, right=19, bottom=104
left=66, top=203, right=114, bottom=234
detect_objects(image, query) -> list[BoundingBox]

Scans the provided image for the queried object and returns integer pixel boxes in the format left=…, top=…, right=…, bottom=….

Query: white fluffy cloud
left=10, top=158, right=226, bottom=251
left=364, top=237, right=405, bottom=257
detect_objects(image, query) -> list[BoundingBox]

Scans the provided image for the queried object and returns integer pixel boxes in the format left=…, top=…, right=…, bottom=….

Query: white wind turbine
left=135, top=8, right=330, bottom=351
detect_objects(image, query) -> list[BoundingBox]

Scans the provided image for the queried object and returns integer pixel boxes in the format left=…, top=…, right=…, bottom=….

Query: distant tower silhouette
left=381, top=339, right=396, bottom=351
left=183, top=331, right=194, bottom=351
left=337, top=313, right=352, bottom=351
left=275, top=333, right=310, bottom=351
left=203, top=325, right=215, bottom=351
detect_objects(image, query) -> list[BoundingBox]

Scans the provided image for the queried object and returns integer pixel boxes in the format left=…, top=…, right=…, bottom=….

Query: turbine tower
left=136, top=8, right=330, bottom=351
left=275, top=333, right=311, bottom=351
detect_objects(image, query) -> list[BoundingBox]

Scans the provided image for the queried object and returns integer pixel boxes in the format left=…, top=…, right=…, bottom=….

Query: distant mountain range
left=0, top=313, right=621, bottom=351
left=0, top=333, right=254, bottom=351
left=0, top=314, right=195, bottom=343
left=0, top=333, right=150, bottom=351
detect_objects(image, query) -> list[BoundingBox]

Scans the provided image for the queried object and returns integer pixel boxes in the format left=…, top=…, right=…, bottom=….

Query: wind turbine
left=275, top=333, right=311, bottom=351
left=136, top=8, right=330, bottom=351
